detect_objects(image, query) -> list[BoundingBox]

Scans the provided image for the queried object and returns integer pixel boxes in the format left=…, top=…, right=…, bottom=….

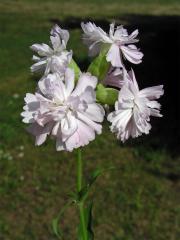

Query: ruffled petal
left=72, top=73, right=97, bottom=97
left=114, top=25, right=128, bottom=39
left=128, top=29, right=139, bottom=42
left=118, top=85, right=134, bottom=102
left=38, top=74, right=67, bottom=102
left=50, top=51, right=72, bottom=74
left=83, top=103, right=105, bottom=122
left=139, top=85, right=164, bottom=100
left=77, top=112, right=102, bottom=134
left=27, top=122, right=54, bottom=146
left=61, top=112, right=78, bottom=141
left=106, top=44, right=123, bottom=68
left=30, top=59, right=47, bottom=73
left=64, top=68, right=75, bottom=96
left=30, top=43, right=53, bottom=57
left=81, top=22, right=111, bottom=56
left=65, top=120, right=95, bottom=152
left=121, top=45, right=143, bottom=64
left=50, top=24, right=69, bottom=49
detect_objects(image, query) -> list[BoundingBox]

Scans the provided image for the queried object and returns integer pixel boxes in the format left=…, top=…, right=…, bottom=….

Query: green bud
left=96, top=83, right=119, bottom=105
left=88, top=44, right=110, bottom=82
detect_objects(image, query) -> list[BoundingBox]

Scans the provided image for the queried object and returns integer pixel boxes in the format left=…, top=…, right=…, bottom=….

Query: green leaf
left=52, top=200, right=73, bottom=239
left=87, top=45, right=110, bottom=81
left=89, top=166, right=116, bottom=186
left=96, top=84, right=118, bottom=105
left=68, top=59, right=81, bottom=82
left=78, top=166, right=116, bottom=203
left=52, top=218, right=62, bottom=239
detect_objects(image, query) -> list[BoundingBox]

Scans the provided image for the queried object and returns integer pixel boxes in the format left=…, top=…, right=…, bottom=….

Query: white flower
left=107, top=70, right=164, bottom=142
left=21, top=68, right=105, bottom=151
left=81, top=22, right=143, bottom=68
left=30, top=25, right=72, bottom=75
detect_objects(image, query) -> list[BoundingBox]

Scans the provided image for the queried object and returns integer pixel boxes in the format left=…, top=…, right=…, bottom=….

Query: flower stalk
left=77, top=148, right=82, bottom=192
left=77, top=148, right=88, bottom=240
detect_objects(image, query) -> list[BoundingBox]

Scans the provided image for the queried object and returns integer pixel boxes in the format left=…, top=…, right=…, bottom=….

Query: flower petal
left=65, top=119, right=95, bottom=151
left=65, top=68, right=75, bottom=96
left=30, top=43, right=53, bottom=57
left=83, top=103, right=105, bottom=122
left=51, top=24, right=69, bottom=49
left=27, top=122, right=54, bottom=146
left=30, top=60, right=47, bottom=73
left=77, top=112, right=102, bottom=134
left=61, top=112, right=78, bottom=140
left=72, top=73, right=97, bottom=97
left=106, top=44, right=123, bottom=68
left=121, top=45, right=143, bottom=64
left=81, top=22, right=111, bottom=56
left=139, top=85, right=164, bottom=100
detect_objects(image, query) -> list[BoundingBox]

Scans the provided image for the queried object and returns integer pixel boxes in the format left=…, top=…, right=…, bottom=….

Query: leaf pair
left=52, top=166, right=116, bottom=239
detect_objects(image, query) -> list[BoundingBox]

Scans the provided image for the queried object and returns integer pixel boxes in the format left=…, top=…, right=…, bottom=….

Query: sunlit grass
left=1, top=0, right=180, bottom=16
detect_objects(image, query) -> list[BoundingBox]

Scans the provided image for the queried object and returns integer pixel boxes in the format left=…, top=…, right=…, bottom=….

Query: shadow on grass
left=49, top=15, right=180, bottom=155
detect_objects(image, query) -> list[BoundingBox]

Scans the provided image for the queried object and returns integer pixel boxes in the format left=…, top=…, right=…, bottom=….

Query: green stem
left=77, top=148, right=82, bottom=192
left=79, top=202, right=87, bottom=240
left=77, top=148, right=87, bottom=240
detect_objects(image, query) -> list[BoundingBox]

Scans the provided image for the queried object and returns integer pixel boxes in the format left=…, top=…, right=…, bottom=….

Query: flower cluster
left=81, top=22, right=163, bottom=142
left=22, top=25, right=104, bottom=151
left=22, top=23, right=164, bottom=151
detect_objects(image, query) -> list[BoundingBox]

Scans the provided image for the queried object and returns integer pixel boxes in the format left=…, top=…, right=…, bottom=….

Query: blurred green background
left=0, top=0, right=180, bottom=239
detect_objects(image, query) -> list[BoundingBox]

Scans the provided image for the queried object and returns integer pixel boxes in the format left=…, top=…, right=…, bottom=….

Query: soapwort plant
left=21, top=22, right=164, bottom=239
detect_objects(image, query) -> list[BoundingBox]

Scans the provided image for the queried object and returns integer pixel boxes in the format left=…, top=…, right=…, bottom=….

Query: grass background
left=0, top=0, right=180, bottom=239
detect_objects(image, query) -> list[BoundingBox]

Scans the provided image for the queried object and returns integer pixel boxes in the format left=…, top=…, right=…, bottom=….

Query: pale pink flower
left=30, top=25, right=72, bottom=75
left=21, top=68, right=105, bottom=151
left=81, top=22, right=143, bottom=68
left=107, top=70, right=164, bottom=142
